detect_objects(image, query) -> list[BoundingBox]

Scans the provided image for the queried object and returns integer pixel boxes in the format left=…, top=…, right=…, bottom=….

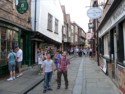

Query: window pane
left=0, top=27, right=19, bottom=66
left=47, top=13, right=53, bottom=31
left=55, top=18, right=58, bottom=33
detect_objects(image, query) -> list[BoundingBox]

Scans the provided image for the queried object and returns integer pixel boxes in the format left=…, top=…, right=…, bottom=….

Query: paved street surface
left=28, top=57, right=120, bottom=94
left=0, top=55, right=75, bottom=94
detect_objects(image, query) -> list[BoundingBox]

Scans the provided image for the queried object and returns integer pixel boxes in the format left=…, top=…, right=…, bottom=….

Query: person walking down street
left=15, top=46, right=23, bottom=78
left=89, top=48, right=93, bottom=58
left=38, top=49, right=45, bottom=75
left=47, top=47, right=54, bottom=59
left=54, top=50, right=61, bottom=71
left=57, top=51, right=70, bottom=90
left=42, top=53, right=54, bottom=93
left=7, top=49, right=16, bottom=81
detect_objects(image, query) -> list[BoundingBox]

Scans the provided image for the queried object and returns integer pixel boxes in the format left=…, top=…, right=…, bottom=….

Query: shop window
left=75, top=34, right=77, bottom=42
left=103, top=33, right=109, bottom=58
left=117, top=23, right=124, bottom=63
left=0, top=27, right=19, bottom=66
left=68, top=28, right=71, bottom=37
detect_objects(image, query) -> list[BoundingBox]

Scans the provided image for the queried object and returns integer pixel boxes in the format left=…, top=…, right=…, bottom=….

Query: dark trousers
left=44, top=72, right=52, bottom=90
left=57, top=71, right=68, bottom=87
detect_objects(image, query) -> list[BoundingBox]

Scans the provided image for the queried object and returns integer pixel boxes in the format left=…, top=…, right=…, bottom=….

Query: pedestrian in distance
left=7, top=49, right=16, bottom=81
left=57, top=51, right=70, bottom=90
left=42, top=53, right=54, bottom=93
left=15, top=46, right=23, bottom=78
left=89, top=48, right=93, bottom=58
left=38, top=49, right=45, bottom=75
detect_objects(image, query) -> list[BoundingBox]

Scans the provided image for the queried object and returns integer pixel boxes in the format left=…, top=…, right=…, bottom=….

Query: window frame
left=47, top=13, right=53, bottom=32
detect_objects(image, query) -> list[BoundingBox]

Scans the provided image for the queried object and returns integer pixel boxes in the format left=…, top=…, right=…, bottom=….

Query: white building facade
left=31, top=0, right=64, bottom=43
left=31, top=0, right=64, bottom=63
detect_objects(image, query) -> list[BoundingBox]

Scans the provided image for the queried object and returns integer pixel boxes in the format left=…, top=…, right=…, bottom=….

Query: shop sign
left=99, top=0, right=125, bottom=37
left=88, top=22, right=94, bottom=29
left=87, top=7, right=102, bottom=19
left=0, top=22, right=19, bottom=31
left=16, top=0, right=28, bottom=14
left=86, top=32, right=94, bottom=40
left=118, top=65, right=125, bottom=94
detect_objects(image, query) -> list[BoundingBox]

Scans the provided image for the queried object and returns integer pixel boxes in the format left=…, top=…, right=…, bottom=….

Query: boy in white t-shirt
left=42, top=53, right=54, bottom=93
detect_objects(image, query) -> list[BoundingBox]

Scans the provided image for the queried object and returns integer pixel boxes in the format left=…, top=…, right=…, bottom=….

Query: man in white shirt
left=42, top=53, right=54, bottom=93
left=15, top=46, right=23, bottom=77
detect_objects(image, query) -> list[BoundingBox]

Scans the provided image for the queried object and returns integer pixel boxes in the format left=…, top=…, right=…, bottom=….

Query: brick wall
left=0, top=0, right=31, bottom=30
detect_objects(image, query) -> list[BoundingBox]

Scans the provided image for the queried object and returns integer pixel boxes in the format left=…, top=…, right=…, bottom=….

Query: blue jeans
left=44, top=71, right=52, bottom=90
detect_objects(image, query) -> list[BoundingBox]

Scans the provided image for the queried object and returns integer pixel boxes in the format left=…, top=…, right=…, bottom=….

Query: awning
left=31, top=38, right=44, bottom=42
left=31, top=31, right=61, bottom=46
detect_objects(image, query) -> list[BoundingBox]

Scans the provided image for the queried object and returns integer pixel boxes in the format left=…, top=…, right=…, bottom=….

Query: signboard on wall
left=16, top=0, right=28, bottom=14
left=100, top=58, right=107, bottom=73
left=86, top=32, right=94, bottom=40
left=87, top=7, right=102, bottom=19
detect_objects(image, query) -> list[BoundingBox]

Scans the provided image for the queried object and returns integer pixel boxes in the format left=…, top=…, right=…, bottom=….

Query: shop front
left=98, top=0, right=125, bottom=93
left=0, top=21, right=33, bottom=76
left=32, top=31, right=61, bottom=64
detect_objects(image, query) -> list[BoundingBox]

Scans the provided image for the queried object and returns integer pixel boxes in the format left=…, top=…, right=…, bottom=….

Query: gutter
left=34, top=0, right=37, bottom=31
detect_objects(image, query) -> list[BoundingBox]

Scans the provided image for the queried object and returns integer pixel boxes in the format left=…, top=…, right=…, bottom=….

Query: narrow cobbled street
left=28, top=56, right=120, bottom=94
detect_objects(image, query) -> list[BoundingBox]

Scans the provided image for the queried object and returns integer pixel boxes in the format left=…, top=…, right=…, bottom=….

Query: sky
left=60, top=0, right=90, bottom=32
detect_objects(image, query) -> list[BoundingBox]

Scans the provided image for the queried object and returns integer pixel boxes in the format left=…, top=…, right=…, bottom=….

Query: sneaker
left=65, top=86, right=68, bottom=89
left=43, top=90, right=47, bottom=93
left=13, top=77, right=16, bottom=80
left=57, top=86, right=60, bottom=89
left=48, top=88, right=53, bottom=91
left=7, top=77, right=13, bottom=81
left=17, top=73, right=23, bottom=78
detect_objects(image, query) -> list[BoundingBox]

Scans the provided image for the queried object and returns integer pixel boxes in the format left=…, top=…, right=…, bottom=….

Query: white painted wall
left=31, top=0, right=64, bottom=43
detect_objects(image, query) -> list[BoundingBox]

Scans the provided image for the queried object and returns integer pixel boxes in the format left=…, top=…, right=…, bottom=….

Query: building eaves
left=97, top=0, right=121, bottom=32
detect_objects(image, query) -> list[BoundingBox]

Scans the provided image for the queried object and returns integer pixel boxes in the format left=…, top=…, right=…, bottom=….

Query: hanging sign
left=16, top=0, right=28, bottom=14
left=87, top=7, right=102, bottom=19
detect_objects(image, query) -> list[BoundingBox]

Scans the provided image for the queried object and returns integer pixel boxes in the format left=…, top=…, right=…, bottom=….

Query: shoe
left=7, top=77, right=13, bottom=81
left=17, top=73, right=23, bottom=78
left=43, top=90, right=47, bottom=93
left=65, top=86, right=68, bottom=89
left=48, top=88, right=53, bottom=91
left=55, top=79, right=58, bottom=82
left=13, top=77, right=16, bottom=80
left=57, top=86, right=60, bottom=89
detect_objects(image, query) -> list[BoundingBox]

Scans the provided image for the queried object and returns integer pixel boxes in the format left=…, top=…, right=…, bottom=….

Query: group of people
left=7, top=46, right=23, bottom=81
left=78, top=47, right=93, bottom=57
left=67, top=47, right=93, bottom=57
left=37, top=48, right=70, bottom=93
left=7, top=46, right=70, bottom=93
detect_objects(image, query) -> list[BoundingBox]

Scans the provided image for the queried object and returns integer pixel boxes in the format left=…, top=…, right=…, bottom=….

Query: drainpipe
left=97, top=19, right=99, bottom=66
left=34, top=0, right=37, bottom=31
left=93, top=0, right=99, bottom=66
